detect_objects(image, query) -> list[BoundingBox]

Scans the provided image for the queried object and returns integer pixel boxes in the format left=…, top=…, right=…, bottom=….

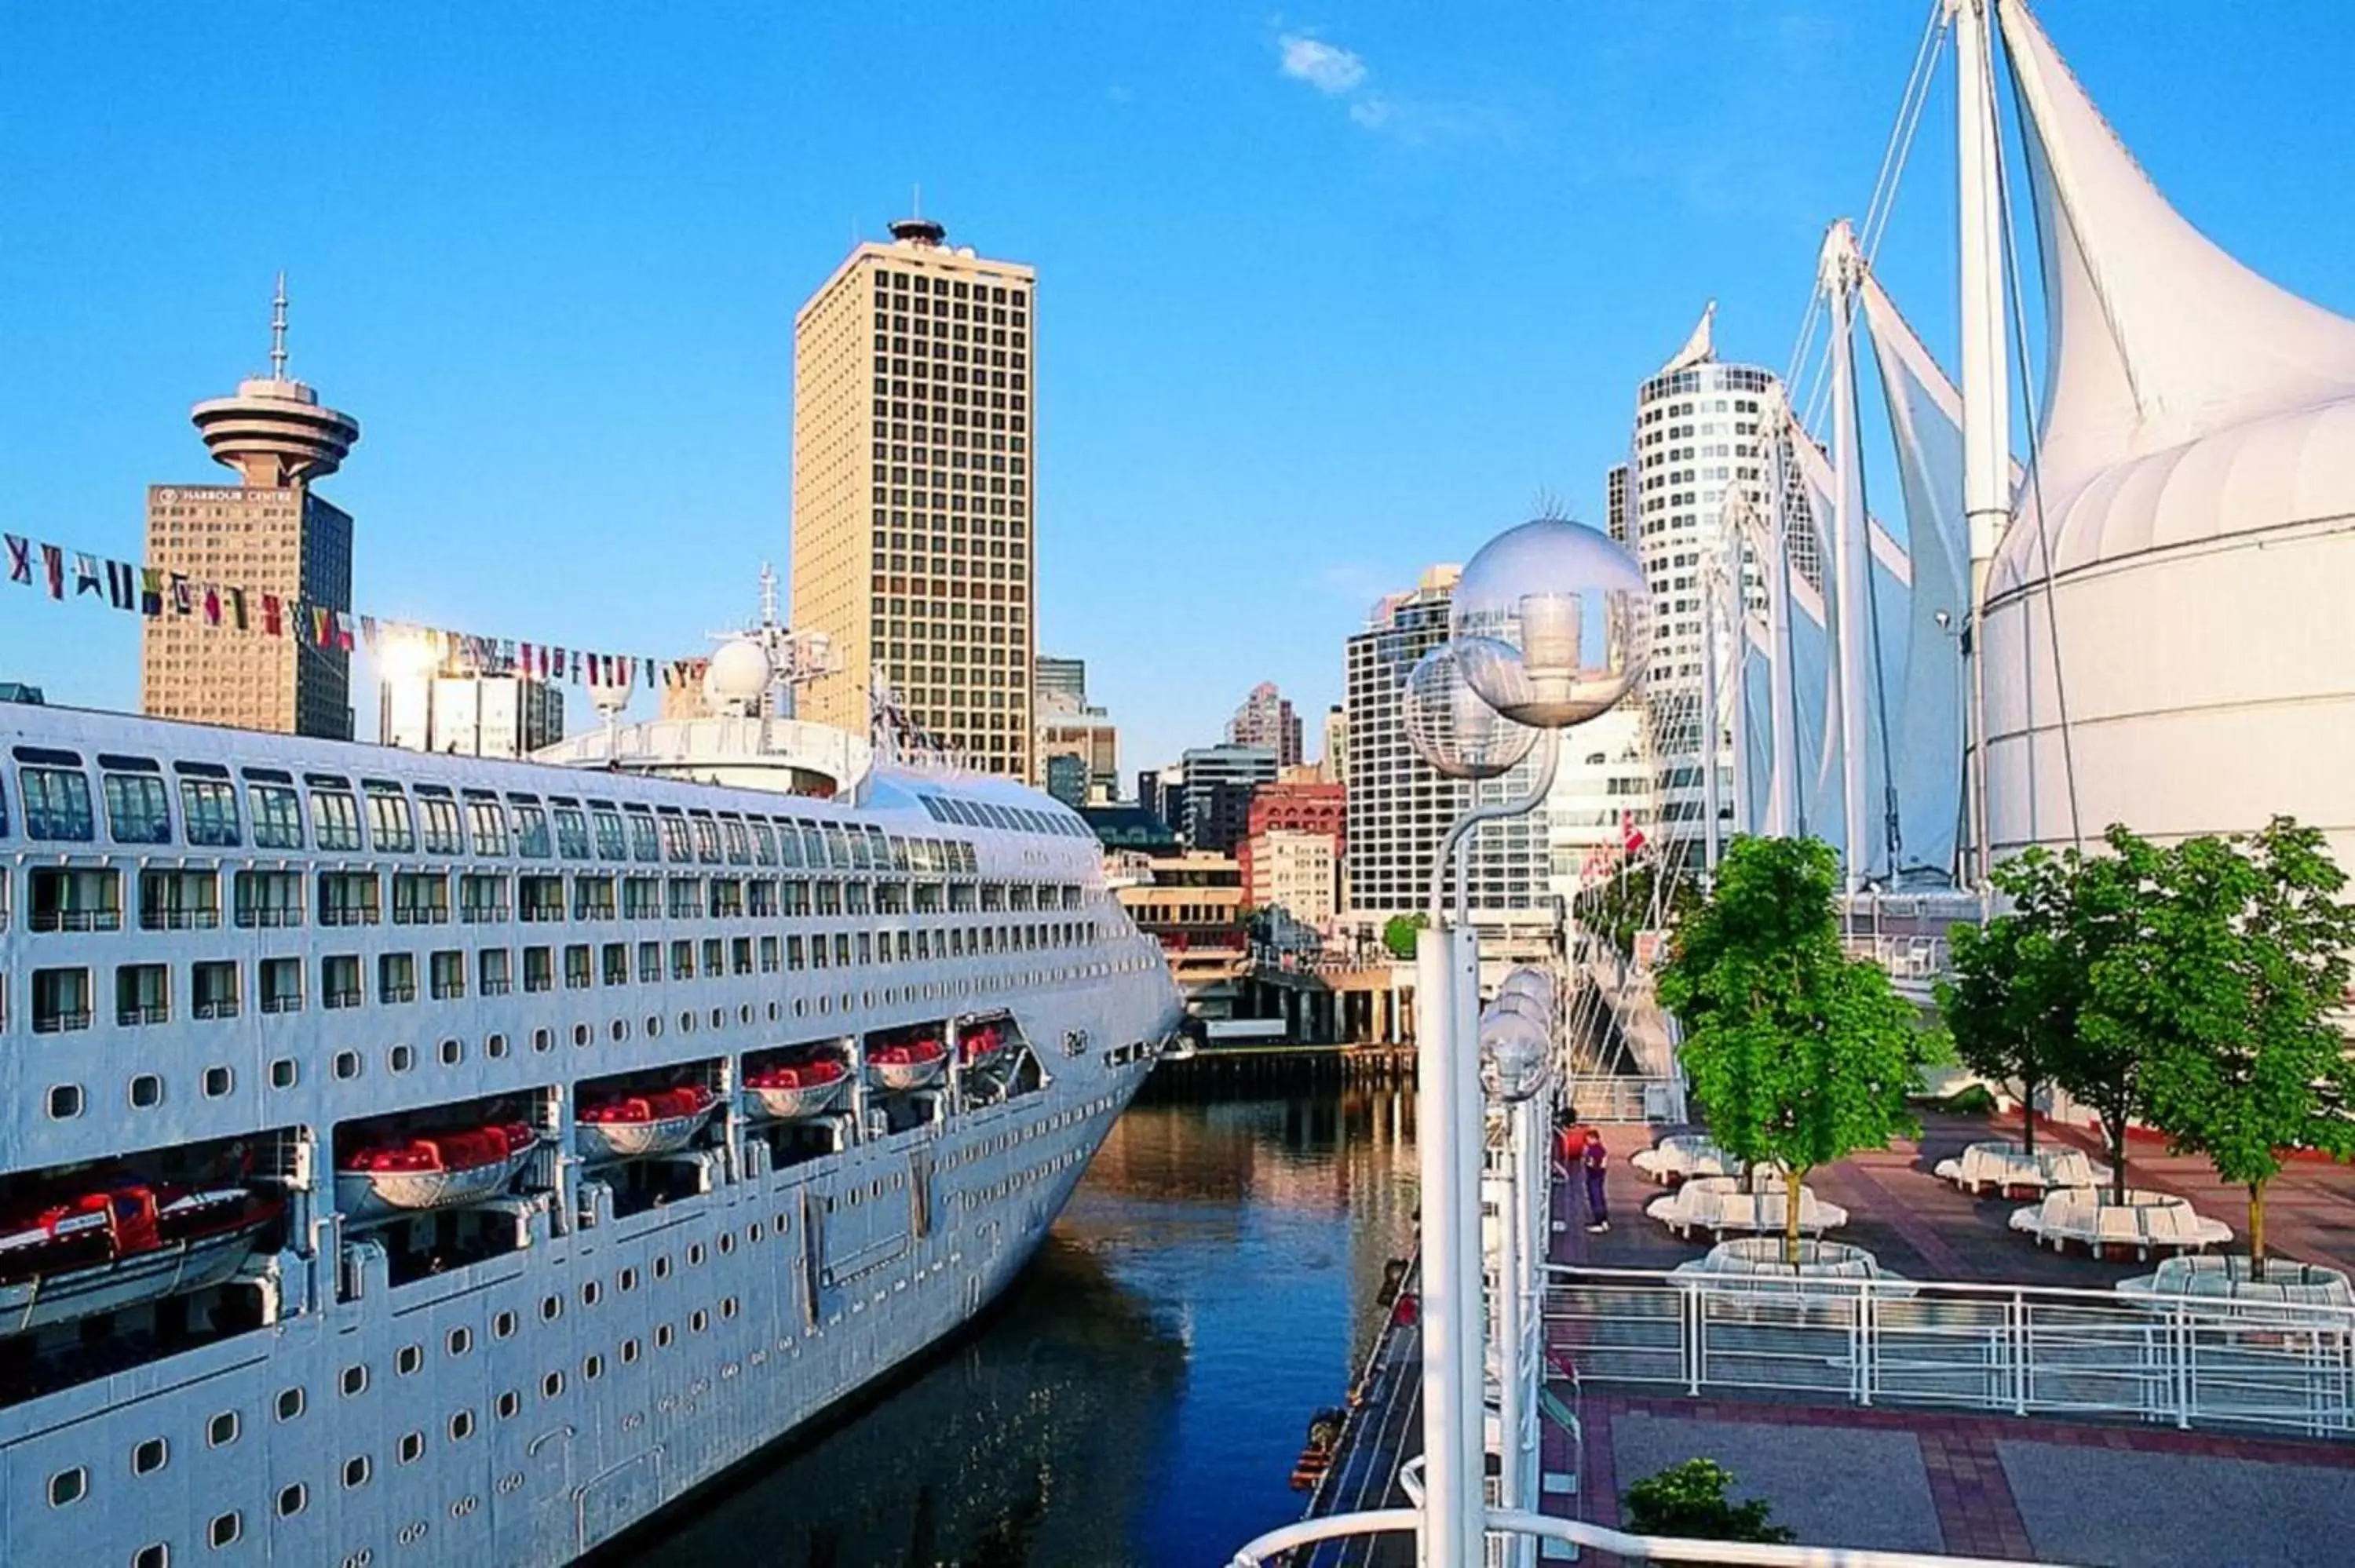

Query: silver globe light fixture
left=1495, top=969, right=1554, bottom=1014
left=1479, top=1012, right=1550, bottom=1104
left=1450, top=519, right=1652, bottom=729
left=1403, top=640, right=1536, bottom=782
left=1487, top=991, right=1550, bottom=1035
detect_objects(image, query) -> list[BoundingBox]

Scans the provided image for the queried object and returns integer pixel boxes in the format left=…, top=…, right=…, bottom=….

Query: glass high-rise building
left=790, top=217, right=1036, bottom=778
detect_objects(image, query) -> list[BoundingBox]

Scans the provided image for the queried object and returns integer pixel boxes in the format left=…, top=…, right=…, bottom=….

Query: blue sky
left=2, top=3, right=2350, bottom=777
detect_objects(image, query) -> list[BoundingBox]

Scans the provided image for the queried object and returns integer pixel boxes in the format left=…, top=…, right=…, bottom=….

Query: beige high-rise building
left=143, top=283, right=357, bottom=738
left=790, top=217, right=1036, bottom=778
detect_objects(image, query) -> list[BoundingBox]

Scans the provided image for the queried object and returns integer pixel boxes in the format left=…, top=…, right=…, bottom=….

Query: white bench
left=2008, top=1187, right=2233, bottom=1261
left=1630, top=1134, right=1743, bottom=1186
left=1645, top=1175, right=1849, bottom=1242
left=1933, top=1140, right=2108, bottom=1198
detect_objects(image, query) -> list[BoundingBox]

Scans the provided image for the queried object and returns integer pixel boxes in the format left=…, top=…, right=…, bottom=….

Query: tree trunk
left=2249, top=1181, right=2268, bottom=1283
left=2105, top=1109, right=2129, bottom=1204
left=2018, top=1074, right=2036, bottom=1158
left=1784, top=1164, right=1806, bottom=1267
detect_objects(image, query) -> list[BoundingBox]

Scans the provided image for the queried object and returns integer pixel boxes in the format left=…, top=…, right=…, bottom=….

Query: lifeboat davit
left=0, top=1180, right=283, bottom=1335
left=336, top=1122, right=538, bottom=1223
left=867, top=1037, right=947, bottom=1093
left=573, top=1085, right=719, bottom=1162
left=743, top=1057, right=849, bottom=1121
left=958, top=1022, right=1011, bottom=1068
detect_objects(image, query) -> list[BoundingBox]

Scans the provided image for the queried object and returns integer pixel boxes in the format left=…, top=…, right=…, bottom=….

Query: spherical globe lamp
left=1496, top=968, right=1554, bottom=1012
left=1402, top=640, right=1536, bottom=780
left=1486, top=990, right=1550, bottom=1032
left=1451, top=519, right=1652, bottom=729
left=1479, top=1012, right=1550, bottom=1103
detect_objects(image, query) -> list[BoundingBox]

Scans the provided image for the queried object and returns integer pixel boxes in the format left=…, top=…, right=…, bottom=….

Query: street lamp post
left=1398, top=519, right=1652, bottom=1568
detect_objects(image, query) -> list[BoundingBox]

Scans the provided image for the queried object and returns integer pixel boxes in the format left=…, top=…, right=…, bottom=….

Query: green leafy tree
left=1939, top=853, right=2083, bottom=1157
left=1380, top=912, right=1427, bottom=961
left=2053, top=829, right=2178, bottom=1203
left=1656, top=836, right=1928, bottom=1263
left=2117, top=819, right=2355, bottom=1280
left=1575, top=859, right=1698, bottom=960
left=1623, top=1459, right=1795, bottom=1553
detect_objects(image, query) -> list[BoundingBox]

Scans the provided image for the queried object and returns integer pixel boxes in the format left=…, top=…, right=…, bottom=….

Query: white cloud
left=1276, top=33, right=1367, bottom=97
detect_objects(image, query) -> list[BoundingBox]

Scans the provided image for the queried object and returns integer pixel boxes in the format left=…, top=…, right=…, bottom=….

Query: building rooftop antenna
left=269, top=273, right=290, bottom=382
left=758, top=562, right=780, bottom=628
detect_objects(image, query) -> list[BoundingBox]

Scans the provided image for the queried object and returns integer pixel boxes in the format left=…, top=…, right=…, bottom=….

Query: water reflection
left=612, top=1084, right=1417, bottom=1567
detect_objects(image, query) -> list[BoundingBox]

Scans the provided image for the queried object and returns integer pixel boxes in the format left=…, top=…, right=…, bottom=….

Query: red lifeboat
left=743, top=1056, right=850, bottom=1121
left=958, top=1023, right=1010, bottom=1067
left=0, top=1178, right=283, bottom=1335
left=335, top=1122, right=538, bottom=1222
left=867, top=1037, right=947, bottom=1092
left=572, top=1085, right=718, bottom=1162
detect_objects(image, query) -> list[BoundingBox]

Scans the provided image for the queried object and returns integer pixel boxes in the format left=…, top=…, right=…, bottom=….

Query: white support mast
left=1700, top=546, right=1724, bottom=874
left=1822, top=221, right=1872, bottom=890
left=1763, top=388, right=1800, bottom=837
left=1954, top=0, right=2010, bottom=888
left=1726, top=520, right=1754, bottom=840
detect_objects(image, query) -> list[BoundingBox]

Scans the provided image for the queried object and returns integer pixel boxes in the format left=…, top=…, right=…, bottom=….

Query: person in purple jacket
left=1580, top=1129, right=1611, bottom=1234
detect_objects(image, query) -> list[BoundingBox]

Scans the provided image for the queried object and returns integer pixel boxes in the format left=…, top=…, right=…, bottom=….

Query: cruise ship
left=0, top=630, right=1185, bottom=1566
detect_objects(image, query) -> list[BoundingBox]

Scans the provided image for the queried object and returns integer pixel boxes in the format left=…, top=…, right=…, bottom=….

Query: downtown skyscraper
left=790, top=217, right=1037, bottom=778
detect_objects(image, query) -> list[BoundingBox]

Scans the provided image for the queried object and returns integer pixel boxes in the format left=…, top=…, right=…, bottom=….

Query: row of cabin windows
left=26, top=919, right=1106, bottom=1030
left=0, top=756, right=1039, bottom=877
left=12, top=866, right=1088, bottom=935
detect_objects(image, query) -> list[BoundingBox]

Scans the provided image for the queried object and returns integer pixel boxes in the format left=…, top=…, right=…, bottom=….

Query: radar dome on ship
left=1980, top=3, right=2355, bottom=870
left=702, top=637, right=774, bottom=713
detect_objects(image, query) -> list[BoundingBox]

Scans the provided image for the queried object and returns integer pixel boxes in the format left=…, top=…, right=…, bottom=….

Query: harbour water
left=606, top=1081, right=1418, bottom=1566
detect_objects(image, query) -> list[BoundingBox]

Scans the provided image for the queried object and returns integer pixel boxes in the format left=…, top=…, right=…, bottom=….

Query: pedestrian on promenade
left=1551, top=1111, right=1586, bottom=1234
left=1581, top=1129, right=1611, bottom=1234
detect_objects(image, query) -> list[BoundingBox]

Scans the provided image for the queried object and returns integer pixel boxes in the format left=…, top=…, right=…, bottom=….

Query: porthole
left=389, top=1045, right=415, bottom=1074
left=679, top=1012, right=695, bottom=1034
left=542, top=1371, right=564, bottom=1398
left=793, top=1000, right=806, bottom=1018
left=582, top=1355, right=604, bottom=1381
left=269, top=1058, right=298, bottom=1089
left=622, top=1338, right=641, bottom=1364
left=276, top=1387, right=305, bottom=1421
left=396, top=1344, right=423, bottom=1375
left=133, top=1545, right=167, bottom=1568
left=717, top=1232, right=736, bottom=1256
left=572, top=1023, right=591, bottom=1048
left=486, top=1032, right=509, bottom=1059
left=398, top=1431, right=424, bottom=1464
left=710, top=1007, right=725, bottom=1030
left=686, top=1242, right=704, bottom=1267
left=440, top=1038, right=463, bottom=1067
left=341, top=1365, right=368, bottom=1397
left=690, top=1309, right=709, bottom=1334
left=343, top=1455, right=371, bottom=1489
left=767, top=1001, right=780, bottom=1022
left=541, top=1294, right=561, bottom=1322
left=131, top=1437, right=167, bottom=1475
left=333, top=1050, right=362, bottom=1081
left=655, top=1324, right=674, bottom=1349
left=532, top=1027, right=553, bottom=1053
left=739, top=1005, right=754, bottom=1025
left=449, top=1410, right=476, bottom=1441
left=747, top=1222, right=764, bottom=1243
left=653, top=1255, right=672, bottom=1281
left=721, top=1296, right=739, bottom=1320
left=208, top=1511, right=240, bottom=1548
left=276, top=1482, right=307, bottom=1518
left=618, top=1267, right=639, bottom=1293
left=447, top=1327, right=472, bottom=1356
left=495, top=1391, right=520, bottom=1420
left=646, top=1015, right=663, bottom=1038
left=206, top=1412, right=239, bottom=1447
left=582, top=1279, right=601, bottom=1307
left=47, top=1466, right=86, bottom=1508
left=493, top=1310, right=517, bottom=1339
left=611, top=1019, right=628, bottom=1043
left=129, top=1074, right=163, bottom=1109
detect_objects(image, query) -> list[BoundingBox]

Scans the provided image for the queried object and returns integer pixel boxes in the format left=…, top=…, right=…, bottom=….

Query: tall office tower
left=1320, top=705, right=1348, bottom=786
left=1225, top=680, right=1303, bottom=768
left=1173, top=742, right=1278, bottom=854
left=143, top=281, right=357, bottom=738
left=1605, top=463, right=1630, bottom=546
left=1343, top=566, right=1550, bottom=918
left=1627, top=306, right=1775, bottom=860
left=791, top=217, right=1037, bottom=779
left=382, top=662, right=566, bottom=758
left=1034, top=655, right=1086, bottom=712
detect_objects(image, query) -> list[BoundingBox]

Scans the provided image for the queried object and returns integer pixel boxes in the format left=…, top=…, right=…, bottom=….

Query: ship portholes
left=532, top=1028, right=553, bottom=1054
left=396, top=1521, right=428, bottom=1548
left=208, top=1511, right=241, bottom=1548
left=485, top=1033, right=509, bottom=1060
left=277, top=1482, right=306, bottom=1517
left=334, top=1050, right=362, bottom=1081
left=129, top=1074, right=162, bottom=1110
left=47, top=1083, right=83, bottom=1120
left=493, top=1310, right=518, bottom=1338
left=276, top=1387, right=305, bottom=1422
left=439, top=1039, right=463, bottom=1068
left=766, top=1001, right=780, bottom=1022
left=679, top=1011, right=696, bottom=1035
left=389, top=1045, right=415, bottom=1075
left=572, top=1023, right=592, bottom=1049
left=610, top=1019, right=629, bottom=1044
left=132, top=1544, right=167, bottom=1568
left=496, top=1472, right=524, bottom=1496
left=46, top=1466, right=86, bottom=1508
left=130, top=1437, right=167, bottom=1475
left=270, top=1057, right=299, bottom=1089
left=206, top=1412, right=238, bottom=1448
left=203, top=1066, right=231, bottom=1098
left=451, top=1495, right=479, bottom=1520
left=340, top=1551, right=373, bottom=1568
left=645, top=1016, right=663, bottom=1038
left=739, top=1004, right=754, bottom=1026
left=396, top=1344, right=423, bottom=1376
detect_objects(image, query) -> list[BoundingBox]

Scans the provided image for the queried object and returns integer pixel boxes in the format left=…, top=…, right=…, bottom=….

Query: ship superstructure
left=0, top=684, right=1182, bottom=1566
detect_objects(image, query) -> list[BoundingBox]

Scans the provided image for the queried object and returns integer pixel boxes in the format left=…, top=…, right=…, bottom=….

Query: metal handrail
left=1226, top=1506, right=2071, bottom=1567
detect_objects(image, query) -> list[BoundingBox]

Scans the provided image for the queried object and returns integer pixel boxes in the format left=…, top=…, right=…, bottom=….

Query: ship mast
left=1954, top=0, right=2010, bottom=892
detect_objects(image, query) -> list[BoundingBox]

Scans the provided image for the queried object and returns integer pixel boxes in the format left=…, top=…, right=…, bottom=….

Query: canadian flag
left=1620, top=811, right=1647, bottom=855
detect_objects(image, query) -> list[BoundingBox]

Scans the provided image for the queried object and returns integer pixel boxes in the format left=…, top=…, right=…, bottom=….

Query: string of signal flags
left=2, top=531, right=714, bottom=693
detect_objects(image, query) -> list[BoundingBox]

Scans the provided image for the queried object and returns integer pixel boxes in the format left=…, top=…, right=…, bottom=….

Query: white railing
left=1546, top=1265, right=2355, bottom=1439
left=1561, top=1074, right=1682, bottom=1125
left=1228, top=1506, right=2067, bottom=1566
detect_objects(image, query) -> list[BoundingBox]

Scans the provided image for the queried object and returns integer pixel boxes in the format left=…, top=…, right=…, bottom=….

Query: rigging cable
left=1839, top=268, right=1909, bottom=884
left=1991, top=39, right=2087, bottom=854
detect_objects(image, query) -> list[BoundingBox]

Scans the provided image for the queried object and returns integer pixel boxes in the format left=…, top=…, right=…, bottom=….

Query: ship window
left=564, top=946, right=590, bottom=990
left=133, top=1545, right=166, bottom=1568
left=655, top=811, right=691, bottom=863
left=750, top=820, right=778, bottom=865
left=655, top=1324, right=674, bottom=1348
left=626, top=808, right=660, bottom=862
left=364, top=783, right=415, bottom=852
left=103, top=771, right=173, bottom=844
left=690, top=1309, right=708, bottom=1333
left=459, top=872, right=508, bottom=923
left=341, top=1456, right=369, bottom=1489
left=621, top=1338, right=641, bottom=1364
left=688, top=814, right=721, bottom=863
left=522, top=946, right=553, bottom=993
left=208, top=1511, right=240, bottom=1548
left=397, top=1431, right=423, bottom=1464
left=496, top=1391, right=520, bottom=1419
left=581, top=1355, right=603, bottom=1381
left=206, top=1412, right=239, bottom=1448
left=128, top=1072, right=164, bottom=1108
left=341, top=1366, right=368, bottom=1397
left=131, top=1437, right=167, bottom=1475
left=601, top=943, right=628, bottom=986
left=177, top=777, right=240, bottom=846
left=380, top=953, right=418, bottom=1005
left=590, top=806, right=628, bottom=859
left=465, top=797, right=509, bottom=857
left=33, top=966, right=93, bottom=1034
left=532, top=1027, right=553, bottom=1053
left=479, top=948, right=511, bottom=997
left=572, top=1022, right=591, bottom=1048
left=610, top=1018, right=628, bottom=1041
left=510, top=800, right=551, bottom=859
left=47, top=1083, right=81, bottom=1119
left=276, top=1483, right=305, bottom=1518
left=553, top=805, right=591, bottom=859
left=418, top=795, right=465, bottom=855
left=720, top=817, right=751, bottom=864
left=773, top=822, right=805, bottom=868
left=20, top=765, right=94, bottom=841
left=493, top=1310, right=518, bottom=1338
left=618, top=1267, right=638, bottom=1293
left=334, top=1050, right=360, bottom=1080
left=433, top=952, right=467, bottom=1002
left=276, top=1387, right=304, bottom=1421
left=389, top=1044, right=415, bottom=1074
left=48, top=1466, right=86, bottom=1508
left=451, top=1409, right=476, bottom=1439
left=486, top=1032, right=509, bottom=1059
left=798, top=822, right=828, bottom=867
left=541, top=1371, right=564, bottom=1398
left=653, top=1255, right=672, bottom=1280
left=393, top=870, right=450, bottom=924
left=246, top=782, right=302, bottom=849
left=309, top=783, right=363, bottom=851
